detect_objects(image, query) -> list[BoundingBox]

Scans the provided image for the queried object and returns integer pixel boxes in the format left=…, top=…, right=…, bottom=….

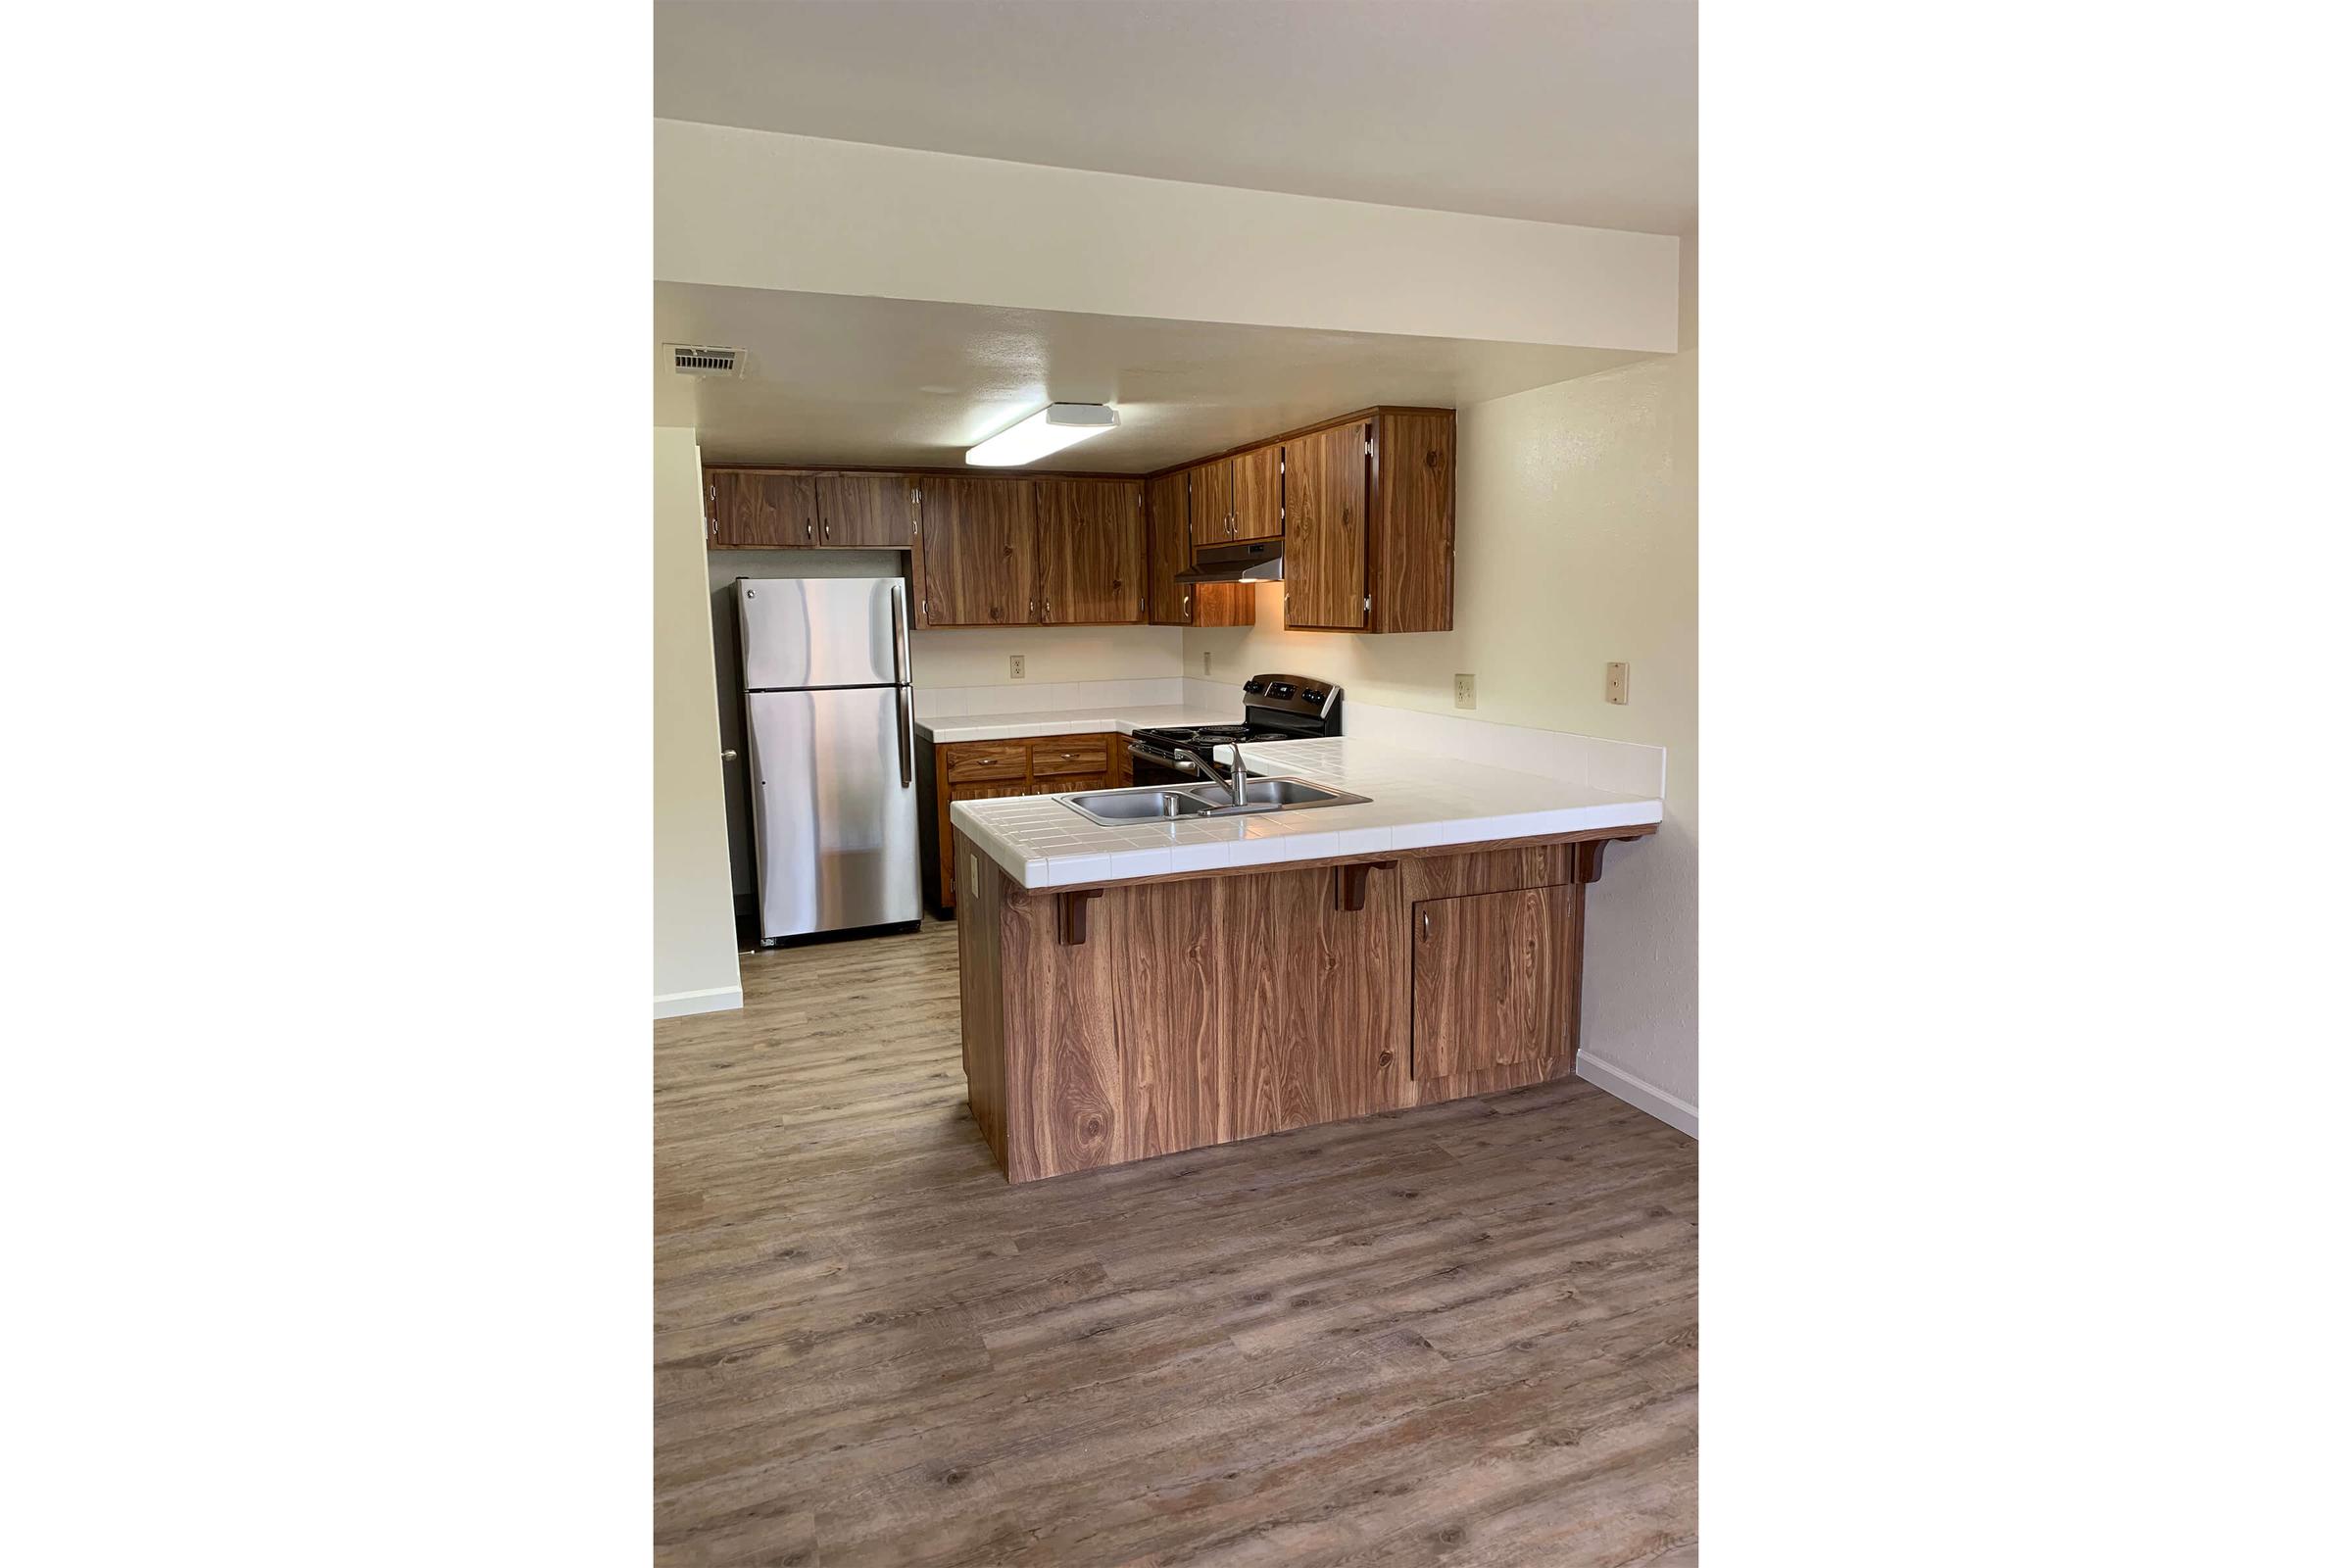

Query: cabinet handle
left=1421, top=911, right=1431, bottom=942
left=822, top=520, right=831, bottom=541
left=804, top=519, right=813, bottom=541
left=1181, top=591, right=1191, bottom=618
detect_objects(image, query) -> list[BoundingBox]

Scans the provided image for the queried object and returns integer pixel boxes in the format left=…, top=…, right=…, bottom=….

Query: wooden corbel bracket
left=1569, top=835, right=1652, bottom=886
left=1057, top=887, right=1104, bottom=945
left=1334, top=859, right=1398, bottom=911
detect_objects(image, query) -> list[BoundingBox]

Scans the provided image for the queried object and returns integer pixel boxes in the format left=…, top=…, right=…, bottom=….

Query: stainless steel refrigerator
left=735, top=577, right=920, bottom=943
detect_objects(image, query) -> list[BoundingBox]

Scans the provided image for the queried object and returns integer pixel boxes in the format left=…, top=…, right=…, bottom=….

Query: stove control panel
left=1237, top=672, right=1344, bottom=725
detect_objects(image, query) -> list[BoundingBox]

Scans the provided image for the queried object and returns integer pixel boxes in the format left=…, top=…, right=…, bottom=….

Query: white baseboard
left=654, top=985, right=743, bottom=1020
left=1577, top=1054, right=1698, bottom=1137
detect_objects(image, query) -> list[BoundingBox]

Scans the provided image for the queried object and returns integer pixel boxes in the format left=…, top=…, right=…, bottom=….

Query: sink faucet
left=1170, top=737, right=1250, bottom=802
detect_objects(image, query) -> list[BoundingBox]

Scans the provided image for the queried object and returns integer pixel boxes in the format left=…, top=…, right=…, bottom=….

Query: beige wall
left=657, top=120, right=1680, bottom=351
left=1185, top=262, right=1698, bottom=1111
left=654, top=427, right=745, bottom=1016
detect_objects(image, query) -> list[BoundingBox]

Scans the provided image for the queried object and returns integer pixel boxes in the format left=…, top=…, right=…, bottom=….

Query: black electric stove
left=1127, top=674, right=1341, bottom=784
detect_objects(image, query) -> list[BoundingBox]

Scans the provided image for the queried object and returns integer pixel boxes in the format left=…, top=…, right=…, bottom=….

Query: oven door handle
left=1128, top=743, right=1198, bottom=773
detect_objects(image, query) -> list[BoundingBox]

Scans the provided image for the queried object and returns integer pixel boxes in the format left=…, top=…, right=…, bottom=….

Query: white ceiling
left=659, top=282, right=1653, bottom=469
left=654, top=0, right=1697, bottom=235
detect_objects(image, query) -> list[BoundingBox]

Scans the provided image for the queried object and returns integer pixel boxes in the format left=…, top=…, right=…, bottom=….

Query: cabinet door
left=919, top=477, right=1035, bottom=626
left=1232, top=445, right=1283, bottom=542
left=1411, top=885, right=1573, bottom=1080
left=1035, top=479, right=1144, bottom=624
left=1226, top=864, right=1407, bottom=1140
left=1367, top=411, right=1456, bottom=633
left=1283, top=423, right=1368, bottom=630
left=703, top=469, right=735, bottom=547
left=817, top=473, right=914, bottom=548
left=1144, top=471, right=1193, bottom=624
left=1146, top=471, right=1255, bottom=628
left=942, top=780, right=1030, bottom=907
left=726, top=472, right=820, bottom=548
left=1027, top=771, right=1108, bottom=797
left=1192, top=458, right=1234, bottom=543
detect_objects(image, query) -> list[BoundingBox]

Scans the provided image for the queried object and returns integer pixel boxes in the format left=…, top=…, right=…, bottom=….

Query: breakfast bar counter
left=950, top=737, right=1663, bottom=1182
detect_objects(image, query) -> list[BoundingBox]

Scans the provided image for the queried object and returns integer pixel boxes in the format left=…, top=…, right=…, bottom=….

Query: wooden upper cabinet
left=1367, top=410, right=1455, bottom=633
left=723, top=471, right=820, bottom=548
left=1034, top=479, right=1144, bottom=624
left=817, top=473, right=914, bottom=548
left=1191, top=457, right=1235, bottom=543
left=703, top=468, right=736, bottom=547
left=1232, top=445, right=1283, bottom=542
left=1283, top=421, right=1370, bottom=630
left=1143, top=471, right=1193, bottom=624
left=918, top=476, right=1035, bottom=627
left=1411, top=885, right=1574, bottom=1081
left=706, top=406, right=1448, bottom=630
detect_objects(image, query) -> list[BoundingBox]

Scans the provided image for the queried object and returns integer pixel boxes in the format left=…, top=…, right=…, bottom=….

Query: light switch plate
left=1453, top=673, right=1477, bottom=710
left=1010, top=655, right=1025, bottom=679
left=1605, top=662, right=1630, bottom=705
left=1201, top=652, right=1211, bottom=676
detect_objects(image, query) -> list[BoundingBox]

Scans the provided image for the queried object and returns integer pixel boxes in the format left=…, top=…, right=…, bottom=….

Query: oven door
left=1126, top=746, right=1197, bottom=789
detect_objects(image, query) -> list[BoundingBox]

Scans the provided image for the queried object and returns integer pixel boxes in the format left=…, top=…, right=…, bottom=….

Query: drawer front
left=1030, top=737, right=1110, bottom=778
left=943, top=743, right=1028, bottom=784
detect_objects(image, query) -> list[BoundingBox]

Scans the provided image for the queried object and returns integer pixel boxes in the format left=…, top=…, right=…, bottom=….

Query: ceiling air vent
left=667, top=344, right=742, bottom=376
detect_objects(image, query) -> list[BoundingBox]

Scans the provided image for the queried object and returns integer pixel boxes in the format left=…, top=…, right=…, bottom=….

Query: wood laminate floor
left=656, top=918, right=1697, bottom=1567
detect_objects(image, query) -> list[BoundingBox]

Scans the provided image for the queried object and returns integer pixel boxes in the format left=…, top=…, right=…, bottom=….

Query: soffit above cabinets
left=658, top=283, right=1653, bottom=471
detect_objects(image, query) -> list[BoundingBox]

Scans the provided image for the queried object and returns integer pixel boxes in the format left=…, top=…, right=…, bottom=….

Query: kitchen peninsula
left=952, top=737, right=1663, bottom=1182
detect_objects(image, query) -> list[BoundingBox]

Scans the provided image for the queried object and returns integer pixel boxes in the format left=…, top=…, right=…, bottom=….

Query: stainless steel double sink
left=1059, top=776, right=1370, bottom=826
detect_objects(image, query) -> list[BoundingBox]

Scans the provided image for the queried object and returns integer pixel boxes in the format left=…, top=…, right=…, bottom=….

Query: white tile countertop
left=950, top=736, right=1665, bottom=890
left=915, top=704, right=1240, bottom=745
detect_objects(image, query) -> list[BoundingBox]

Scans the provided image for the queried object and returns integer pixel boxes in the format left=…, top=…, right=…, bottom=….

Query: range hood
left=1175, top=538, right=1285, bottom=584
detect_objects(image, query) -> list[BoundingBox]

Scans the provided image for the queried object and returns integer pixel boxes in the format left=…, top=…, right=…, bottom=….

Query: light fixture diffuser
left=965, top=403, right=1118, bottom=466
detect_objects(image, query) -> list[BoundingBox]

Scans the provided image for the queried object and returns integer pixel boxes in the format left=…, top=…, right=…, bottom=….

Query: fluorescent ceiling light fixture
left=966, top=403, right=1118, bottom=466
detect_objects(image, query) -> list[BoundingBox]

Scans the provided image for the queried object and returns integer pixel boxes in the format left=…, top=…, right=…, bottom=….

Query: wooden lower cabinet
left=956, top=833, right=1617, bottom=1181
left=1411, top=885, right=1574, bottom=1080
left=923, top=732, right=1128, bottom=912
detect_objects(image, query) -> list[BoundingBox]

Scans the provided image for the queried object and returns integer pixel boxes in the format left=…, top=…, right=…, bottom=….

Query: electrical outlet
left=1010, top=655, right=1025, bottom=680
left=1453, top=673, right=1477, bottom=710
left=1605, top=662, right=1630, bottom=705
left=1201, top=652, right=1211, bottom=677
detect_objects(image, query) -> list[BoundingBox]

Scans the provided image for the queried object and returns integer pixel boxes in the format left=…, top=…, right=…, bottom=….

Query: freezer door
left=746, top=686, right=920, bottom=939
left=736, top=577, right=905, bottom=691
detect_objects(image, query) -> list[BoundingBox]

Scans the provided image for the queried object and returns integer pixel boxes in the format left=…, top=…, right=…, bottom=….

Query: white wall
left=656, top=120, right=1681, bottom=352
left=1185, top=256, right=1699, bottom=1119
left=654, top=428, right=744, bottom=1017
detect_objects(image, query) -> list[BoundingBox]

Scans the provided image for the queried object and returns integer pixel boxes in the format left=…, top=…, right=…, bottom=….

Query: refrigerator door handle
left=896, top=685, right=914, bottom=788
left=891, top=581, right=909, bottom=684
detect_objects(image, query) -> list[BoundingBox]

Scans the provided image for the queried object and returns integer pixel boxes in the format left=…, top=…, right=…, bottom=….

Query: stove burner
left=1126, top=676, right=1343, bottom=778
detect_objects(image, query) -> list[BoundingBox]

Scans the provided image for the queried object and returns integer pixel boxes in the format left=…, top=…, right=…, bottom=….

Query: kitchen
left=704, top=410, right=1671, bottom=1176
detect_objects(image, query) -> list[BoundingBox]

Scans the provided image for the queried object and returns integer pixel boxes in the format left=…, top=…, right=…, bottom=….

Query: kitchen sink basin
left=1059, top=776, right=1369, bottom=827
left=1060, top=788, right=1220, bottom=822
left=1188, top=778, right=1359, bottom=808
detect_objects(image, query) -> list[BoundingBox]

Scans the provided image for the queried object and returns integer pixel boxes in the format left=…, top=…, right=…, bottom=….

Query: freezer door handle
left=897, top=686, right=913, bottom=788
left=891, top=581, right=909, bottom=684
